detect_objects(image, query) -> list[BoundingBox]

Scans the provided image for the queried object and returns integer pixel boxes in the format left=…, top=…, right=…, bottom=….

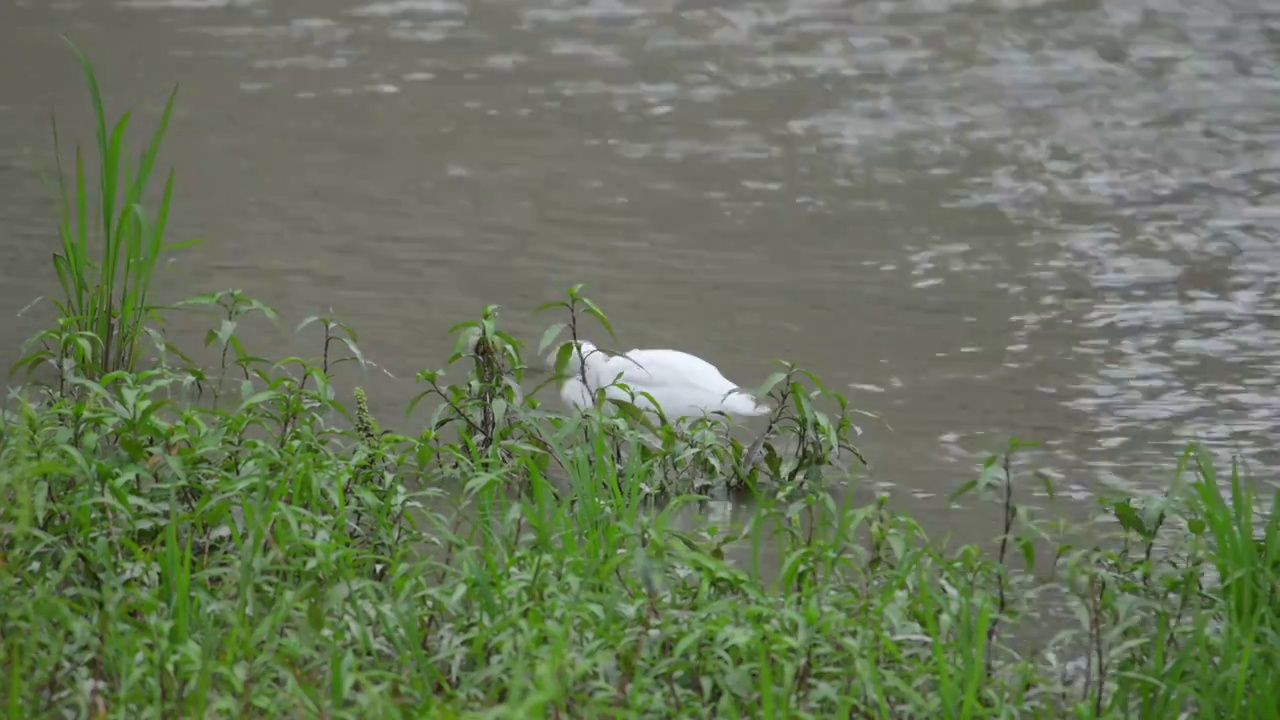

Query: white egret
left=546, top=340, right=771, bottom=421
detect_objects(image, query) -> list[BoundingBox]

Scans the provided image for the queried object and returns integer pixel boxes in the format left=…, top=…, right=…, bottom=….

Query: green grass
left=11, top=38, right=201, bottom=387
left=3, top=41, right=1280, bottom=720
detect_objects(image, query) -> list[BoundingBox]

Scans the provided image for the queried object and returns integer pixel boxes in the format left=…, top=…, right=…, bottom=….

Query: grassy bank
left=2, top=42, right=1279, bottom=719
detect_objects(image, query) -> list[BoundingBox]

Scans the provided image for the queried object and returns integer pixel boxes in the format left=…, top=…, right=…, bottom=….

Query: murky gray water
left=4, top=0, right=1280, bottom=544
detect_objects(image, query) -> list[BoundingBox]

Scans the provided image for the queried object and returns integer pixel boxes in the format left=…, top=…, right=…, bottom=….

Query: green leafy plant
left=11, top=37, right=201, bottom=385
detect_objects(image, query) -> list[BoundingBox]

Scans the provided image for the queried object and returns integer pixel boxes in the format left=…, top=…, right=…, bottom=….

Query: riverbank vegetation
left=2, top=41, right=1278, bottom=719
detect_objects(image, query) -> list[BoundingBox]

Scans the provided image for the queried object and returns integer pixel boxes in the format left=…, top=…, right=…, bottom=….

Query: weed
left=12, top=38, right=202, bottom=386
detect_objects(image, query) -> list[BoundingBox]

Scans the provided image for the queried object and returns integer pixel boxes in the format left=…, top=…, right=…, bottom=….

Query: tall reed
left=12, top=38, right=200, bottom=383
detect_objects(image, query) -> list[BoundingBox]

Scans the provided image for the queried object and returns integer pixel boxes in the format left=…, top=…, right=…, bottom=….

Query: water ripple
left=40, top=0, right=1280, bottom=492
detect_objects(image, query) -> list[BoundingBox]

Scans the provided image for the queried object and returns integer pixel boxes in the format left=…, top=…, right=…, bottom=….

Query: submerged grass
left=4, top=42, right=1280, bottom=719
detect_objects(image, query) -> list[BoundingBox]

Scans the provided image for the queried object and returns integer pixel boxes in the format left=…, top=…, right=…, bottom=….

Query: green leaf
left=755, top=371, right=789, bottom=399
left=1018, top=536, right=1035, bottom=570
left=538, top=323, right=567, bottom=355
left=160, top=236, right=205, bottom=252
left=338, top=337, right=366, bottom=367
left=213, top=319, right=237, bottom=346
left=578, top=297, right=614, bottom=336
left=1035, top=470, right=1057, bottom=500
left=1007, top=436, right=1042, bottom=452
left=307, top=600, right=326, bottom=632
left=1113, top=499, right=1148, bottom=538
left=237, top=391, right=278, bottom=412
left=554, top=342, right=574, bottom=377
left=533, top=300, right=570, bottom=314
left=296, top=315, right=325, bottom=334
left=446, top=319, right=479, bottom=336
left=949, top=479, right=978, bottom=503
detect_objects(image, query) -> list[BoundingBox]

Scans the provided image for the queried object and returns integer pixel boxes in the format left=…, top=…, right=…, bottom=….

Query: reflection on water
left=2, top=0, right=1279, bottom=545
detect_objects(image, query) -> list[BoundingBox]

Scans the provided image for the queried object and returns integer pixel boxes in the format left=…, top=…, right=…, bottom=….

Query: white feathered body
left=552, top=341, right=769, bottom=420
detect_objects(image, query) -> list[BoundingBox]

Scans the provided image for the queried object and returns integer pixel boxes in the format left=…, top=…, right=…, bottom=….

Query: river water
left=3, top=0, right=1279, bottom=545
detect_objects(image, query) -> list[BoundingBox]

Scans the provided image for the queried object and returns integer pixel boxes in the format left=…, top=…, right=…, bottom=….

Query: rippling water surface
left=3, top=0, right=1279, bottom=539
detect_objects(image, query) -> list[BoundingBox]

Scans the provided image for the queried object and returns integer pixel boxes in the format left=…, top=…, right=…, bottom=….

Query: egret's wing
left=601, top=349, right=758, bottom=419
left=616, top=349, right=734, bottom=391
